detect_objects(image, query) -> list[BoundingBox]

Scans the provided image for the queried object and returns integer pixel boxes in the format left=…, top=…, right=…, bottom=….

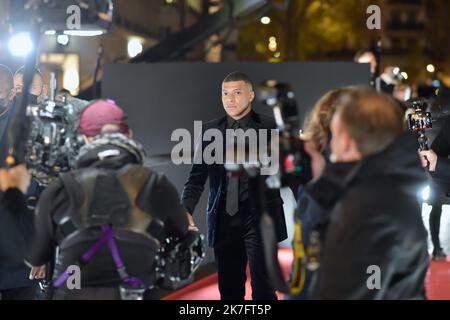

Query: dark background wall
left=102, top=62, right=370, bottom=263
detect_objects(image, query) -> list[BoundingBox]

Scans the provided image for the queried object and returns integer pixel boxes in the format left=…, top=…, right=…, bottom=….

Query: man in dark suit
left=420, top=115, right=450, bottom=260
left=181, top=71, right=287, bottom=300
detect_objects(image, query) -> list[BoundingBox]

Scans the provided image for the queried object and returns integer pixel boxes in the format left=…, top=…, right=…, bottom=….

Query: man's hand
left=0, top=165, right=31, bottom=194
left=304, top=141, right=326, bottom=182
left=186, top=212, right=199, bottom=232
left=419, top=149, right=437, bottom=172
left=29, top=265, right=46, bottom=280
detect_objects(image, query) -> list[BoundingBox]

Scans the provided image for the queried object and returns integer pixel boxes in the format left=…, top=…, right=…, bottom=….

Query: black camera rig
left=406, top=98, right=433, bottom=151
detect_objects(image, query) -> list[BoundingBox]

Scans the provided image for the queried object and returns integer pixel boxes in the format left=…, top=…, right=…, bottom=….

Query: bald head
left=330, top=86, right=404, bottom=161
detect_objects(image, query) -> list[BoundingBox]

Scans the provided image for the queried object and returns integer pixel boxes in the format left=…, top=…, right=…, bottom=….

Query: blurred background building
left=0, top=0, right=449, bottom=97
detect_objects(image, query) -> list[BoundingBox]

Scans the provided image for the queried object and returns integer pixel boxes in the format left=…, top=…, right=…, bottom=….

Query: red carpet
left=425, top=257, right=450, bottom=300
left=164, top=249, right=450, bottom=300
left=163, top=249, right=291, bottom=300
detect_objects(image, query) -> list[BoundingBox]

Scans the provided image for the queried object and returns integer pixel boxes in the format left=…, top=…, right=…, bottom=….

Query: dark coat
left=430, top=115, right=450, bottom=195
left=27, top=135, right=189, bottom=291
left=0, top=99, right=36, bottom=290
left=299, top=133, right=429, bottom=299
left=0, top=188, right=34, bottom=290
left=181, top=111, right=287, bottom=247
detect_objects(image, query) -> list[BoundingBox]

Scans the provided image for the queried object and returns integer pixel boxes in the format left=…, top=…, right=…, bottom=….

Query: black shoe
left=432, top=249, right=447, bottom=261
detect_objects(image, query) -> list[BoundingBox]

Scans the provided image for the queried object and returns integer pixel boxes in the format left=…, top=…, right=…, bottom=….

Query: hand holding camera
left=303, top=141, right=326, bottom=182
left=419, top=149, right=437, bottom=172
left=0, top=164, right=31, bottom=194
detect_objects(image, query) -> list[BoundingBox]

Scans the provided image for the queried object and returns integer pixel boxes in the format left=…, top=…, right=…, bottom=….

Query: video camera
left=256, top=80, right=312, bottom=188
left=154, top=232, right=205, bottom=290
left=7, top=0, right=112, bottom=182
left=115, top=231, right=205, bottom=300
left=406, top=98, right=433, bottom=150
left=24, top=74, right=84, bottom=185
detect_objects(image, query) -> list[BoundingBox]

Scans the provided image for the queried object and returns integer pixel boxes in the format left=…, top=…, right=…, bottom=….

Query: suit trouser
left=429, top=204, right=443, bottom=251
left=213, top=200, right=277, bottom=300
left=428, top=185, right=447, bottom=252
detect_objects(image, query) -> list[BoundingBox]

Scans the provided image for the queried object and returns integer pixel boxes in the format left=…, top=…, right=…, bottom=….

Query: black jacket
left=0, top=99, right=36, bottom=290
left=430, top=115, right=450, bottom=190
left=27, top=135, right=189, bottom=288
left=299, top=133, right=429, bottom=299
left=181, top=111, right=287, bottom=247
left=0, top=188, right=35, bottom=290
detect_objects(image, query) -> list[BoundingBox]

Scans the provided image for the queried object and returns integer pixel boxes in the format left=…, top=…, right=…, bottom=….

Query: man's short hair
left=354, top=50, right=375, bottom=62
left=14, top=66, right=43, bottom=79
left=0, top=64, right=14, bottom=90
left=335, top=86, right=404, bottom=157
left=223, top=71, right=253, bottom=90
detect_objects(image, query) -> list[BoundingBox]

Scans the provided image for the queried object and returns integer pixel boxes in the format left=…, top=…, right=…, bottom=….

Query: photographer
left=285, top=88, right=349, bottom=300
left=419, top=115, right=450, bottom=260
left=0, top=64, right=37, bottom=300
left=27, top=99, right=190, bottom=299
left=0, top=164, right=35, bottom=300
left=0, top=65, right=15, bottom=164
left=13, top=66, right=47, bottom=104
left=300, top=87, right=428, bottom=299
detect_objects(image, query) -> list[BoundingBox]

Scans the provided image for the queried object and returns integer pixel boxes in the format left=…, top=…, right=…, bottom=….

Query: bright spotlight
left=57, top=34, right=70, bottom=46
left=8, top=32, right=33, bottom=57
left=63, top=30, right=105, bottom=37
left=127, top=38, right=143, bottom=58
left=421, top=185, right=430, bottom=202
left=426, top=64, right=435, bottom=73
left=260, top=16, right=271, bottom=25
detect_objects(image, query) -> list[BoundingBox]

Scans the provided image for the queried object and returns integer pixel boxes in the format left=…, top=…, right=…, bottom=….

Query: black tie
left=226, top=121, right=240, bottom=216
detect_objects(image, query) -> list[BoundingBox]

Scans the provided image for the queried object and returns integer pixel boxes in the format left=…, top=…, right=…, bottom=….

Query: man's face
left=14, top=73, right=43, bottom=96
left=222, top=80, right=254, bottom=120
left=330, top=113, right=356, bottom=162
left=0, top=73, right=12, bottom=100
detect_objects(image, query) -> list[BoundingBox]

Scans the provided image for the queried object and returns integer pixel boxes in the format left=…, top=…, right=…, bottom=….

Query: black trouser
left=429, top=203, right=443, bottom=251
left=428, top=183, right=447, bottom=252
left=214, top=200, right=277, bottom=300
left=0, top=286, right=36, bottom=300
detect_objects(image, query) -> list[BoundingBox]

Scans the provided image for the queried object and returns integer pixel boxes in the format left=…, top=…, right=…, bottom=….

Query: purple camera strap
left=54, top=225, right=143, bottom=289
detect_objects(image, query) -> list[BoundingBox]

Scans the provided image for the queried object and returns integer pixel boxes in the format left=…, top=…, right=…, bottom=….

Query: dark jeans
left=0, top=285, right=36, bottom=300
left=214, top=200, right=276, bottom=300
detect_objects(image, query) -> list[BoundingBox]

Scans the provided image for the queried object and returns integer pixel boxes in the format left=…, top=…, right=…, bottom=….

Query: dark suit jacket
left=181, top=111, right=287, bottom=247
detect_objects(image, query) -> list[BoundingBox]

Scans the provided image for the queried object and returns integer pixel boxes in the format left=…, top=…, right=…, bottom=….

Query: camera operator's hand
left=304, top=141, right=326, bottom=182
left=419, top=149, right=437, bottom=172
left=0, top=165, right=31, bottom=194
left=186, top=212, right=199, bottom=232
left=29, top=265, right=46, bottom=280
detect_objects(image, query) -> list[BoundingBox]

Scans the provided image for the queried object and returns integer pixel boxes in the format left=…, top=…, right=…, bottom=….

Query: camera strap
left=54, top=224, right=145, bottom=292
left=289, top=217, right=306, bottom=294
left=261, top=211, right=307, bottom=295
